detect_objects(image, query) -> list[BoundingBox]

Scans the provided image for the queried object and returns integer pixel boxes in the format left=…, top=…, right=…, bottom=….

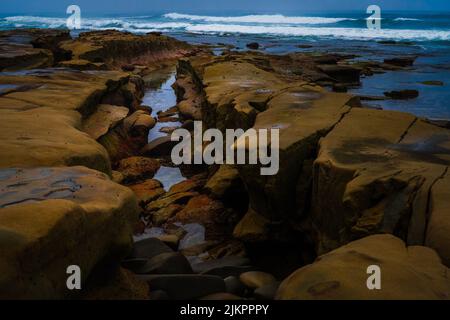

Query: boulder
left=166, top=174, right=206, bottom=196
left=224, top=276, right=246, bottom=295
left=174, top=195, right=227, bottom=240
left=116, top=156, right=160, bottom=184
left=145, top=191, right=198, bottom=213
left=240, top=271, right=277, bottom=290
left=137, top=274, right=226, bottom=300
left=192, top=257, right=251, bottom=275
left=276, top=235, right=450, bottom=300
left=82, top=104, right=129, bottom=140
left=128, top=179, right=165, bottom=206
left=0, top=166, right=139, bottom=299
left=131, top=238, right=173, bottom=260
left=131, top=252, right=193, bottom=275
left=123, top=110, right=156, bottom=137
left=205, top=165, right=241, bottom=199
left=151, top=204, right=184, bottom=226
left=254, top=282, right=280, bottom=300
left=141, top=136, right=178, bottom=157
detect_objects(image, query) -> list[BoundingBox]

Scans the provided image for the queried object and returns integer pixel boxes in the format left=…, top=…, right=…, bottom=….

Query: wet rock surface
left=277, top=235, right=450, bottom=300
left=1, top=28, right=450, bottom=300
left=0, top=166, right=139, bottom=299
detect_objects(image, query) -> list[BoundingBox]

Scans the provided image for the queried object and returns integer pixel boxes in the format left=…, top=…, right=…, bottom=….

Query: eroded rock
left=276, top=235, right=450, bottom=300
left=0, top=166, right=139, bottom=299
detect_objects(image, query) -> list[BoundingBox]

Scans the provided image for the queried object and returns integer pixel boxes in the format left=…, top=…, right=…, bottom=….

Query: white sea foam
left=3, top=15, right=448, bottom=41
left=185, top=24, right=450, bottom=41
left=164, top=12, right=356, bottom=24
left=394, top=17, right=422, bottom=21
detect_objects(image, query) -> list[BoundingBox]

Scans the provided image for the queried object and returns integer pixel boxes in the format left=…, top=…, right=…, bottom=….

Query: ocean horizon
left=2, top=11, right=450, bottom=42
left=1, top=11, right=450, bottom=119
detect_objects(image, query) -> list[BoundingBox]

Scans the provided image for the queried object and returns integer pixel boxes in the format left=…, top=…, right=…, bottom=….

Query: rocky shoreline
left=0, top=29, right=449, bottom=300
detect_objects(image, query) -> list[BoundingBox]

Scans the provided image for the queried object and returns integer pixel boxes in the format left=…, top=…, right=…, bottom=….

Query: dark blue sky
left=2, top=0, right=450, bottom=15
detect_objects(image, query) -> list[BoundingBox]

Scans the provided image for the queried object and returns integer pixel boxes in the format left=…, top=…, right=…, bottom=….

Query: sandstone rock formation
left=0, top=166, right=139, bottom=299
left=276, top=235, right=450, bottom=300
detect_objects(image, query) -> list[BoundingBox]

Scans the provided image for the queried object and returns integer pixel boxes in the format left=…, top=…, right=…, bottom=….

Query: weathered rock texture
left=0, top=68, right=133, bottom=174
left=277, top=235, right=450, bottom=300
left=60, top=30, right=192, bottom=70
left=0, top=166, right=139, bottom=299
left=178, top=51, right=450, bottom=270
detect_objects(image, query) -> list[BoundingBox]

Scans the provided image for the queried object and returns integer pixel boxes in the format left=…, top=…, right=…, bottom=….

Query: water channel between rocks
left=141, top=68, right=185, bottom=190
left=134, top=68, right=205, bottom=256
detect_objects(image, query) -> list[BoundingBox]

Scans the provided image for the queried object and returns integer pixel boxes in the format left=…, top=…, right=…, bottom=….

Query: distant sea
left=1, top=11, right=450, bottom=119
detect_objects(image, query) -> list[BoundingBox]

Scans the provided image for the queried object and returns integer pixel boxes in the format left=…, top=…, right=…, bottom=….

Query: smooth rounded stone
left=151, top=204, right=183, bottom=226
left=150, top=290, right=170, bottom=300
left=128, top=179, right=165, bottom=206
left=111, top=170, right=125, bottom=184
left=123, top=110, right=156, bottom=135
left=0, top=166, right=139, bottom=299
left=253, top=282, right=280, bottom=300
left=141, top=136, right=178, bottom=157
left=131, top=238, right=173, bottom=260
left=239, top=271, right=277, bottom=290
left=276, top=235, right=450, bottom=300
left=133, top=252, right=193, bottom=275
left=233, top=209, right=270, bottom=242
left=157, top=106, right=178, bottom=118
left=155, top=234, right=180, bottom=250
left=137, top=274, right=226, bottom=300
left=384, top=89, right=419, bottom=100
left=121, top=258, right=148, bottom=272
left=205, top=165, right=240, bottom=199
left=224, top=276, right=246, bottom=296
left=167, top=174, right=207, bottom=196
left=145, top=192, right=198, bottom=213
left=116, top=156, right=160, bottom=184
left=159, top=126, right=179, bottom=134
left=82, top=104, right=129, bottom=140
left=192, top=256, right=251, bottom=274
left=200, top=293, right=243, bottom=300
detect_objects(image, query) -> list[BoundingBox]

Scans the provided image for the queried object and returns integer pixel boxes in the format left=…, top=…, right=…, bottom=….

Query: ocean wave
left=2, top=15, right=448, bottom=42
left=3, top=16, right=189, bottom=31
left=394, top=17, right=422, bottom=21
left=185, top=24, right=450, bottom=41
left=164, top=12, right=356, bottom=24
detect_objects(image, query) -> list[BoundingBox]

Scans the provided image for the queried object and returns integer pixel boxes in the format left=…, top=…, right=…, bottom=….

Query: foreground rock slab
left=276, top=235, right=450, bottom=300
left=0, top=166, right=139, bottom=299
